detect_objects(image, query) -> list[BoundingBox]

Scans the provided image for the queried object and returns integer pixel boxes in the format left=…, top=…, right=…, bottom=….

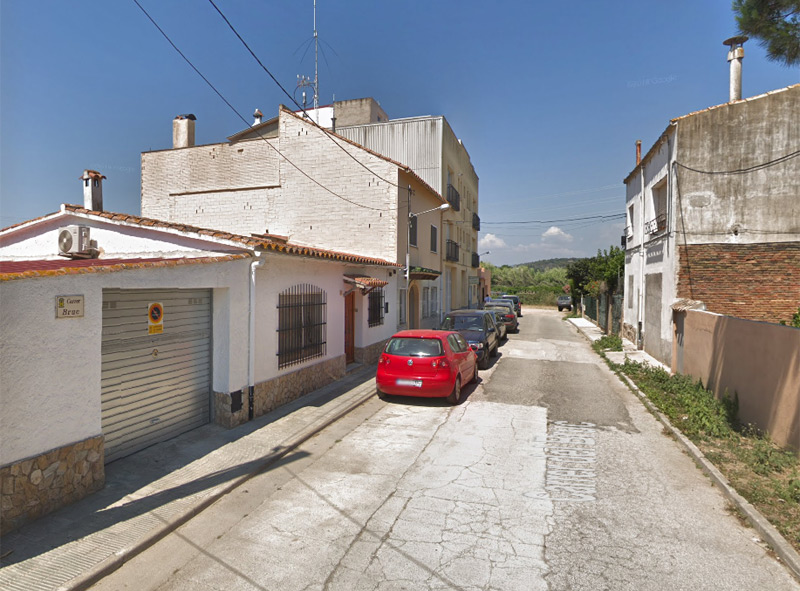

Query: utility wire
left=132, top=0, right=391, bottom=212
left=483, top=213, right=626, bottom=226
left=676, top=149, right=800, bottom=175
left=207, top=0, right=403, bottom=190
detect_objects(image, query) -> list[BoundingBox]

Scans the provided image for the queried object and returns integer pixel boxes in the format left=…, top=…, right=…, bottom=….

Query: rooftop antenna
left=295, top=1, right=319, bottom=117
left=313, top=0, right=318, bottom=110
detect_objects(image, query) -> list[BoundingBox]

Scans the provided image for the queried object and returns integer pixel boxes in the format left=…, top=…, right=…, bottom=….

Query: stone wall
left=1, top=435, right=104, bottom=535
left=254, top=355, right=346, bottom=417
left=213, top=390, right=248, bottom=429
left=677, top=243, right=800, bottom=324
left=213, top=356, right=347, bottom=428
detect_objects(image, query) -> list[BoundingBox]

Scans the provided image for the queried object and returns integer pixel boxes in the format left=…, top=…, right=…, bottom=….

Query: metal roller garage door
left=101, top=288, right=212, bottom=463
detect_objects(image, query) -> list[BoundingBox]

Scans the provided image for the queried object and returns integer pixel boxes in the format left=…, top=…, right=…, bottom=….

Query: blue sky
left=1, top=1, right=797, bottom=265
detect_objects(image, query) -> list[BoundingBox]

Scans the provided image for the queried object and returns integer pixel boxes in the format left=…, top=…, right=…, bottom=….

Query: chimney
left=81, top=170, right=106, bottom=211
left=723, top=36, right=748, bottom=102
left=173, top=114, right=196, bottom=149
left=253, top=108, right=263, bottom=126
left=636, top=140, right=642, bottom=165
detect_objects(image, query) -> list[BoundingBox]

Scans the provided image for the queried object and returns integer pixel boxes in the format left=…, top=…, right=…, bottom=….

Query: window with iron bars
left=368, top=288, right=385, bottom=327
left=277, top=284, right=327, bottom=369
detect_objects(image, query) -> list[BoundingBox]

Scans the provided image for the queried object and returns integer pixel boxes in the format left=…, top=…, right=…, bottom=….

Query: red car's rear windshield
left=385, top=337, right=444, bottom=357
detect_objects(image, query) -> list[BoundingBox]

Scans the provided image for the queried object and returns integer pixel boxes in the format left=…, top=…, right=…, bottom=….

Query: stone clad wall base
left=621, top=323, right=637, bottom=345
left=213, top=391, right=248, bottom=429
left=355, top=339, right=388, bottom=365
left=255, top=356, right=346, bottom=417
left=0, top=435, right=104, bottom=536
left=214, top=356, right=347, bottom=428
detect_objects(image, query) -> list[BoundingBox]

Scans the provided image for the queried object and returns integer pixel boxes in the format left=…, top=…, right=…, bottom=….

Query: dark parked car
left=440, top=309, right=500, bottom=369
left=485, top=309, right=508, bottom=341
left=484, top=301, right=519, bottom=333
left=501, top=294, right=522, bottom=316
left=557, top=295, right=573, bottom=311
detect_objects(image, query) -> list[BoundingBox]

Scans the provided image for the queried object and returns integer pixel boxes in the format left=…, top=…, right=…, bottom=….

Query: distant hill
left=518, top=258, right=583, bottom=272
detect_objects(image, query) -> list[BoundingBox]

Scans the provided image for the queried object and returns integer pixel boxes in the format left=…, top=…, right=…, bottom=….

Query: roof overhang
left=408, top=267, right=441, bottom=281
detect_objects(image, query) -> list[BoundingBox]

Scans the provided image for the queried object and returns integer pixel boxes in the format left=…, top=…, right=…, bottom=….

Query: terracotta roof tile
left=0, top=254, right=251, bottom=282
left=58, top=204, right=400, bottom=268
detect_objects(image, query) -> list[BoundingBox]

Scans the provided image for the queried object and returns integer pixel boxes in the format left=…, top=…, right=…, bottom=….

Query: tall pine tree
left=733, top=0, right=800, bottom=66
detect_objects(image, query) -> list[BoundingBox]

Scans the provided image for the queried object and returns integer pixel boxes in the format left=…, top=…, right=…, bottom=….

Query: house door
left=409, top=285, right=419, bottom=329
left=344, top=291, right=355, bottom=363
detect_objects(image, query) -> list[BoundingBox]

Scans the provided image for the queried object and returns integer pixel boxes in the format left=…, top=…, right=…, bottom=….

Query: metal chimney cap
left=723, top=35, right=748, bottom=47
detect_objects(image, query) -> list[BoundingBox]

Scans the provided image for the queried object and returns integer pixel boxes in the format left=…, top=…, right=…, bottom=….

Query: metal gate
left=584, top=296, right=597, bottom=322
left=598, top=294, right=609, bottom=333
left=101, top=288, right=212, bottom=463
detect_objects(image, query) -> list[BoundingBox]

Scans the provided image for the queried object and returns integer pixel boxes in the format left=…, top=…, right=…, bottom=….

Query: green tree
left=733, top=0, right=800, bottom=66
left=566, top=246, right=625, bottom=296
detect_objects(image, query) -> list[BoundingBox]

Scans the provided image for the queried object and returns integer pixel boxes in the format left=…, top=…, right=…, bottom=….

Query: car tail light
left=380, top=354, right=390, bottom=365
left=505, top=314, right=514, bottom=321
left=432, top=358, right=449, bottom=369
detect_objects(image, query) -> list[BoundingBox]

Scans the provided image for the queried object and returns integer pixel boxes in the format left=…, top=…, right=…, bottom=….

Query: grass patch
left=592, top=334, right=622, bottom=353
left=617, top=359, right=800, bottom=552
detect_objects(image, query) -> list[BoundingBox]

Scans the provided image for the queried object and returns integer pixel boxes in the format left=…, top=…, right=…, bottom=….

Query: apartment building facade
left=141, top=106, right=447, bottom=331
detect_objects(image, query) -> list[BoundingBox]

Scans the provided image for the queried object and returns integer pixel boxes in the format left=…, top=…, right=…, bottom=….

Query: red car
left=376, top=329, right=477, bottom=404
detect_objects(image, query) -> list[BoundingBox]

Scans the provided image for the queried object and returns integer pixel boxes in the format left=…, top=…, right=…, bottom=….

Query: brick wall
left=142, top=139, right=280, bottom=224
left=141, top=110, right=401, bottom=262
left=677, top=243, right=800, bottom=324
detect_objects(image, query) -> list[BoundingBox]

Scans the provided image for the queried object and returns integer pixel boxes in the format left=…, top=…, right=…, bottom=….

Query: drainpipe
left=637, top=156, right=646, bottom=350
left=248, top=253, right=265, bottom=420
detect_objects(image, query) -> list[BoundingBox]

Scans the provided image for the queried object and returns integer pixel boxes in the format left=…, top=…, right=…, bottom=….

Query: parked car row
left=376, top=305, right=520, bottom=405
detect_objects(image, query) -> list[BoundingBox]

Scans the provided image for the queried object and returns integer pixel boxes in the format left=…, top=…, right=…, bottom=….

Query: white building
left=0, top=176, right=398, bottom=534
left=141, top=106, right=448, bottom=330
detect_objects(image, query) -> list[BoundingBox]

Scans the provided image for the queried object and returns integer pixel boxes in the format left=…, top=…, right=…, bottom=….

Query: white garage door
left=101, top=288, right=212, bottom=463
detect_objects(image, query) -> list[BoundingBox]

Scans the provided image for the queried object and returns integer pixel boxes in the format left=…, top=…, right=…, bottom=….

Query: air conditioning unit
left=58, top=225, right=91, bottom=255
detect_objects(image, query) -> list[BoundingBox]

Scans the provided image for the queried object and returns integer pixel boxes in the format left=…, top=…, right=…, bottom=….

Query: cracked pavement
left=92, top=309, right=800, bottom=591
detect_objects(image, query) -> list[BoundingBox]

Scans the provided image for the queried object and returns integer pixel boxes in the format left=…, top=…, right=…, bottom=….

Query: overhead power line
left=676, top=149, right=800, bottom=175
left=207, top=0, right=403, bottom=190
left=132, top=0, right=392, bottom=212
left=482, top=213, right=626, bottom=226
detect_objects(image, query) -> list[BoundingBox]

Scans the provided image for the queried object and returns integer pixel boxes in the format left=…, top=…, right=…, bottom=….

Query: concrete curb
left=616, top=372, right=800, bottom=584
left=570, top=321, right=800, bottom=582
left=57, top=379, right=379, bottom=591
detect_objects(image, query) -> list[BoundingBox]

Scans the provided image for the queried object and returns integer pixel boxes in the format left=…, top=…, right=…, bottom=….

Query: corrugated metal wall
left=336, top=118, right=443, bottom=193
left=101, top=288, right=212, bottom=463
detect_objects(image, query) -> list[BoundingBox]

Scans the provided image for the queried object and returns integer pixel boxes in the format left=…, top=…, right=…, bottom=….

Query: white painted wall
left=622, top=130, right=678, bottom=363
left=251, top=254, right=395, bottom=380
left=0, top=275, right=103, bottom=465
left=0, top=212, right=242, bottom=261
left=140, top=110, right=402, bottom=263
left=0, top=258, right=251, bottom=466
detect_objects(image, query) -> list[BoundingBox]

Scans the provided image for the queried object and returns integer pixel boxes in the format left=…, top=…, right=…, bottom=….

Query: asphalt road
left=92, top=308, right=799, bottom=590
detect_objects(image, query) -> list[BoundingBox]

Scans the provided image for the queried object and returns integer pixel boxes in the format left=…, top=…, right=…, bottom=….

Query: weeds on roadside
left=592, top=334, right=623, bottom=353
left=618, top=359, right=800, bottom=553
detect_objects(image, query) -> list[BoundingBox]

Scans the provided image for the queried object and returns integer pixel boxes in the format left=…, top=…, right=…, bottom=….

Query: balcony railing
left=446, top=184, right=461, bottom=212
left=446, top=239, right=459, bottom=262
left=471, top=252, right=480, bottom=268
left=644, top=212, right=667, bottom=235
left=472, top=212, right=480, bottom=231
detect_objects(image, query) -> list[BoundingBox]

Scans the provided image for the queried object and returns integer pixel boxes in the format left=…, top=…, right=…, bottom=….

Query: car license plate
left=396, top=378, right=422, bottom=388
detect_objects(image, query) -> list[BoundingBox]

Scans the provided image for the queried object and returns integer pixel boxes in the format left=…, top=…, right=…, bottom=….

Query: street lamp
left=405, top=187, right=450, bottom=327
